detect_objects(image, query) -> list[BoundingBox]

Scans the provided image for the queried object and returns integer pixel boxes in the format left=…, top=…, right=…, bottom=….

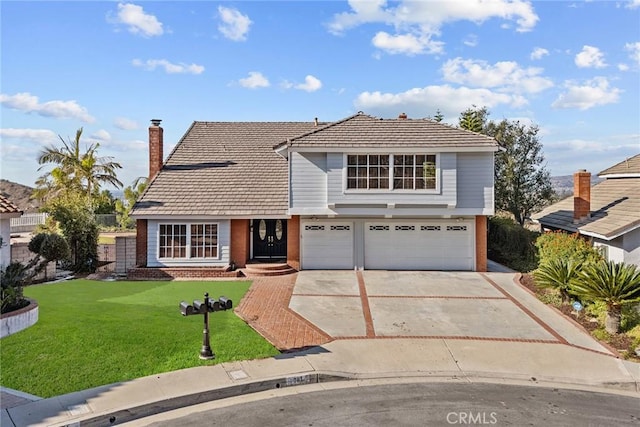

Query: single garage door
left=301, top=222, right=354, bottom=269
left=364, top=220, right=474, bottom=270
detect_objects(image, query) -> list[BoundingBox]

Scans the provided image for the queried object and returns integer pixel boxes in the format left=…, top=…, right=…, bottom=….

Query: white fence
left=10, top=213, right=48, bottom=233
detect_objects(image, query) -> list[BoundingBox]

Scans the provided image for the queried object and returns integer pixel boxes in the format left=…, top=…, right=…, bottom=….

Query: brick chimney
left=149, top=119, right=163, bottom=180
left=398, top=112, right=408, bottom=119
left=573, top=169, right=591, bottom=222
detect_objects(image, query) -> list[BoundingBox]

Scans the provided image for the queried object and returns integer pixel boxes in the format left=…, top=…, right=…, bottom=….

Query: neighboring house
left=130, top=112, right=499, bottom=279
left=0, top=195, right=22, bottom=269
left=532, top=154, right=640, bottom=266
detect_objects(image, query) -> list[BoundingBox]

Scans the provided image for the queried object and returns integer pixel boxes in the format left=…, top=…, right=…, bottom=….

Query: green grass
left=0, top=279, right=278, bottom=398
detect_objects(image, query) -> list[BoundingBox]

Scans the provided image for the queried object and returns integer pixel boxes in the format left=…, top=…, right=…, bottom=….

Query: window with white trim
left=159, top=223, right=218, bottom=259
left=346, top=154, right=437, bottom=190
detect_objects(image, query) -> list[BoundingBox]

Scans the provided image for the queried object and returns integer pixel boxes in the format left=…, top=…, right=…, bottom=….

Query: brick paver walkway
left=235, top=274, right=332, bottom=351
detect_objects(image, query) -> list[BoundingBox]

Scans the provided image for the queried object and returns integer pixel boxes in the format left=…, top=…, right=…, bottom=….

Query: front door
left=252, top=219, right=287, bottom=259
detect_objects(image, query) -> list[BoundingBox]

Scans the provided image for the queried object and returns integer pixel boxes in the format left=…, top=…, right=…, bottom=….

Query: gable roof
left=598, top=154, right=640, bottom=177
left=274, top=112, right=499, bottom=150
left=132, top=121, right=319, bottom=217
left=532, top=176, right=640, bottom=240
left=0, top=194, right=21, bottom=215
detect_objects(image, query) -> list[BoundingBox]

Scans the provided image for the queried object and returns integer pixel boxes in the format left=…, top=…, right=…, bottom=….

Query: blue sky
left=1, top=1, right=639, bottom=190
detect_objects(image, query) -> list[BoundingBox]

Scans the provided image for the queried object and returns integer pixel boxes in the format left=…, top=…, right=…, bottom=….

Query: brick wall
left=149, top=124, right=163, bottom=180
left=135, top=219, right=148, bottom=267
left=127, top=267, right=240, bottom=280
left=230, top=219, right=249, bottom=268
left=287, top=215, right=300, bottom=271
left=475, top=215, right=487, bottom=272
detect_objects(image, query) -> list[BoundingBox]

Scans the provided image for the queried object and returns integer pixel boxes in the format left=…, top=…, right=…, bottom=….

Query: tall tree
left=487, top=119, right=554, bottom=225
left=115, top=177, right=148, bottom=229
left=36, top=128, right=123, bottom=206
left=458, top=106, right=489, bottom=133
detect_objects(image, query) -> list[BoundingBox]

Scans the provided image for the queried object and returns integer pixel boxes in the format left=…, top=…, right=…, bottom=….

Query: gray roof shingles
left=133, top=113, right=499, bottom=217
left=598, top=153, right=640, bottom=176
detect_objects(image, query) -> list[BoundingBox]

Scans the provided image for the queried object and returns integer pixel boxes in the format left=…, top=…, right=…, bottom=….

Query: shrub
left=535, top=231, right=603, bottom=267
left=487, top=216, right=539, bottom=272
left=533, top=257, right=580, bottom=303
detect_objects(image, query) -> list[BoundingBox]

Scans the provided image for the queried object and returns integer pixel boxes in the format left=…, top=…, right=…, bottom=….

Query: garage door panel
left=301, top=222, right=354, bottom=270
left=365, top=221, right=473, bottom=271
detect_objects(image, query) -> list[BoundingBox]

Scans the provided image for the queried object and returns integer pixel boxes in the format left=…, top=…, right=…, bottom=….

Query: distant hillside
left=0, top=179, right=40, bottom=213
left=551, top=175, right=603, bottom=200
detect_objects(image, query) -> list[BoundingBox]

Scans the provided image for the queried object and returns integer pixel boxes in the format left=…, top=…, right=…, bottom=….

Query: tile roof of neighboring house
left=275, top=112, right=499, bottom=150
left=598, top=153, right=640, bottom=177
left=0, top=194, right=21, bottom=214
left=532, top=177, right=640, bottom=240
left=132, top=121, right=320, bottom=217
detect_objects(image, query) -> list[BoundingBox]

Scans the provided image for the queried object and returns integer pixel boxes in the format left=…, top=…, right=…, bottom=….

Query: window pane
left=347, top=155, right=357, bottom=165
left=369, top=155, right=378, bottom=165
left=357, top=155, right=367, bottom=165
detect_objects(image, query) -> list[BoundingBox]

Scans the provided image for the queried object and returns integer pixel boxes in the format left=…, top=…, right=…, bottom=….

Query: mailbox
left=193, top=300, right=207, bottom=314
left=208, top=299, right=221, bottom=312
left=219, top=296, right=232, bottom=310
left=180, top=301, right=194, bottom=316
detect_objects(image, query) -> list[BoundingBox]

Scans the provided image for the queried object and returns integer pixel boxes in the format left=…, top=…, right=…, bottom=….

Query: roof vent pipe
left=314, top=117, right=318, bottom=126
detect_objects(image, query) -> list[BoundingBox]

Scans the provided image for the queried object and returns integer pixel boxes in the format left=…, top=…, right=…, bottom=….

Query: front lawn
left=0, top=279, right=278, bottom=398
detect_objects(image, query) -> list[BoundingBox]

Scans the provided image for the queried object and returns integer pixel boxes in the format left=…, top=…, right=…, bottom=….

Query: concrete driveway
left=290, top=270, right=613, bottom=355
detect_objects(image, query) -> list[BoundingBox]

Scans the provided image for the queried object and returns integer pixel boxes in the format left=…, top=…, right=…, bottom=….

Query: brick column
left=149, top=120, right=163, bottom=181
left=475, top=215, right=487, bottom=272
left=135, top=219, right=148, bottom=267
left=573, top=169, right=591, bottom=222
left=230, top=219, right=249, bottom=268
left=287, top=216, right=300, bottom=270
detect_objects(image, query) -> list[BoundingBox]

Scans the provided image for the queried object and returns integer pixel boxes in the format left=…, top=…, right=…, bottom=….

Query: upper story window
left=347, top=155, right=389, bottom=189
left=159, top=223, right=218, bottom=259
left=346, top=154, right=437, bottom=191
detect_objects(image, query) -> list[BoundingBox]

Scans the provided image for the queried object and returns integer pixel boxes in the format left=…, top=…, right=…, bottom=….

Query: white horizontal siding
left=456, top=152, right=494, bottom=212
left=147, top=219, right=230, bottom=267
left=290, top=152, right=327, bottom=208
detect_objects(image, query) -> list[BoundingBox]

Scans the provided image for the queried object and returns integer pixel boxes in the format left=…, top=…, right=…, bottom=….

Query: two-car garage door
left=301, top=219, right=474, bottom=270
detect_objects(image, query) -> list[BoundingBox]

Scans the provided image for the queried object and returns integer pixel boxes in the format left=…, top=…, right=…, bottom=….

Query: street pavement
left=2, top=269, right=639, bottom=426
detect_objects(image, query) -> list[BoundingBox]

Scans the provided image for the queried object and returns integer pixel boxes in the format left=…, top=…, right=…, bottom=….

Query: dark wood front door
left=252, top=219, right=287, bottom=259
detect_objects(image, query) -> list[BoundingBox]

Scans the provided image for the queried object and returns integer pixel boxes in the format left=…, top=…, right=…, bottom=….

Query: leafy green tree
left=487, top=119, right=554, bottom=225
left=44, top=193, right=98, bottom=273
left=93, top=189, right=116, bottom=214
left=536, top=231, right=603, bottom=266
left=534, top=258, right=580, bottom=303
left=432, top=109, right=444, bottom=123
left=35, top=128, right=123, bottom=207
left=570, top=261, right=640, bottom=334
left=458, top=106, right=489, bottom=133
left=115, top=178, right=147, bottom=229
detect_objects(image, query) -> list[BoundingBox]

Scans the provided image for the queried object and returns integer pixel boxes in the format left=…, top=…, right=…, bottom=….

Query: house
left=130, top=112, right=499, bottom=279
left=0, top=195, right=22, bottom=269
left=532, top=154, right=640, bottom=266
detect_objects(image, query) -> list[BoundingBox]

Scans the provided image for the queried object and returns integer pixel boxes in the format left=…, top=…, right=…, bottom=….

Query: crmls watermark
left=446, top=412, right=498, bottom=425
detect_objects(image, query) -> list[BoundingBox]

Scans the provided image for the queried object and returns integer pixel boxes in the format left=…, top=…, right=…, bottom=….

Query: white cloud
left=624, top=41, right=640, bottom=67
left=441, top=58, right=553, bottom=94
left=530, top=47, right=549, bottom=60
left=618, top=63, right=630, bottom=71
left=218, top=6, right=252, bottom=41
left=575, top=45, right=607, bottom=68
left=372, top=32, right=444, bottom=55
left=0, top=92, right=95, bottom=123
left=0, top=128, right=57, bottom=144
left=90, top=129, right=111, bottom=142
left=282, top=75, right=323, bottom=92
left=132, top=59, right=204, bottom=74
left=626, top=0, right=640, bottom=9
left=463, top=34, right=478, bottom=47
left=552, top=77, right=621, bottom=110
left=354, top=84, right=526, bottom=121
left=328, top=0, right=538, bottom=56
left=114, top=117, right=139, bottom=130
left=110, top=3, right=163, bottom=37
left=238, top=72, right=270, bottom=89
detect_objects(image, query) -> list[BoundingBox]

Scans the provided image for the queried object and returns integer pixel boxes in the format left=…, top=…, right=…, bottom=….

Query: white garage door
left=301, top=222, right=354, bottom=269
left=364, top=221, right=474, bottom=270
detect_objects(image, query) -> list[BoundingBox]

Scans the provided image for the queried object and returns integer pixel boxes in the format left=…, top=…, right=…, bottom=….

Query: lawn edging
left=1, top=298, right=39, bottom=339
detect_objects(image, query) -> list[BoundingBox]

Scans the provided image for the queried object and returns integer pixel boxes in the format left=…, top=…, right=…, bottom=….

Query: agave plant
left=570, top=261, right=640, bottom=334
left=533, top=257, right=580, bottom=303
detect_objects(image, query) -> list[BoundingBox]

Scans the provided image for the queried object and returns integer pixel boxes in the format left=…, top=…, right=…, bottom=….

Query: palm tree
left=570, top=261, right=640, bottom=334
left=533, top=258, right=580, bottom=303
left=36, top=128, right=123, bottom=205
